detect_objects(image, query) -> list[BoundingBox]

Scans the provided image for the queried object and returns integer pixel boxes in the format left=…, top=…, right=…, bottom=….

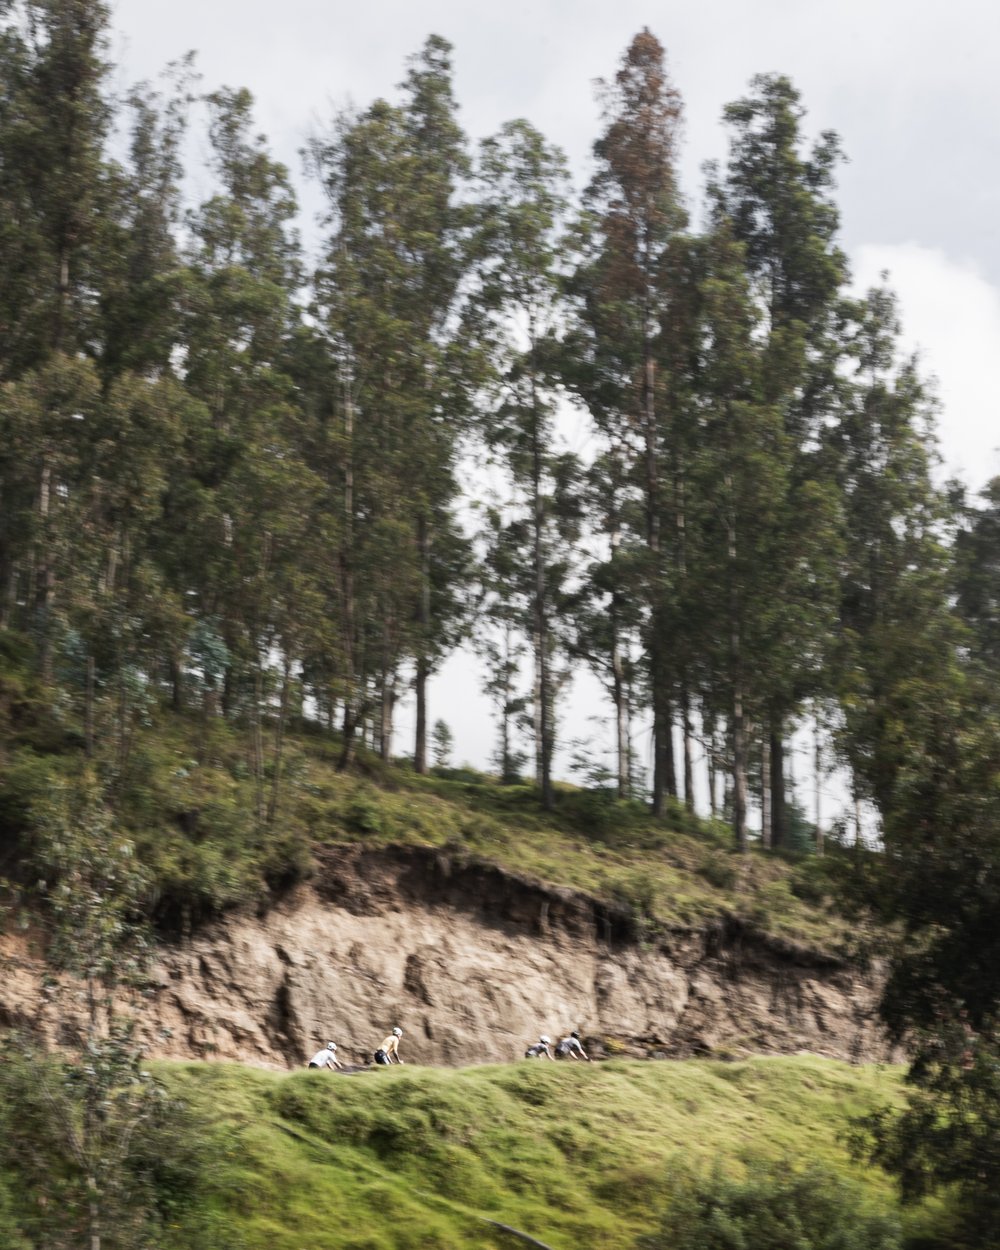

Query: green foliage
left=2, top=705, right=855, bottom=952
left=854, top=1021, right=1000, bottom=1250
left=344, top=790, right=386, bottom=836
left=90, top=1056, right=918, bottom=1250
left=0, top=1175, right=29, bottom=1250
left=557, top=787, right=644, bottom=841
left=638, top=1159, right=901, bottom=1250
left=431, top=718, right=454, bottom=769
left=0, top=774, right=236, bottom=1249
left=698, top=852, right=738, bottom=892
left=0, top=1046, right=234, bottom=1250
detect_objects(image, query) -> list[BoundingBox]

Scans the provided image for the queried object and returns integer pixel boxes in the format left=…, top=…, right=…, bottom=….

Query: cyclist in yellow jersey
left=374, top=1026, right=404, bottom=1064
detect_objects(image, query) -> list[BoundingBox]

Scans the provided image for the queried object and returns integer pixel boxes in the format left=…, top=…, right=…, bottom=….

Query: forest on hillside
left=4, top=0, right=999, bottom=849
left=5, top=1, right=1000, bottom=1247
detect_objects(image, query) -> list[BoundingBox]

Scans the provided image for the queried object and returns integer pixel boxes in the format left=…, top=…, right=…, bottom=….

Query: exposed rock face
left=0, top=845, right=890, bottom=1069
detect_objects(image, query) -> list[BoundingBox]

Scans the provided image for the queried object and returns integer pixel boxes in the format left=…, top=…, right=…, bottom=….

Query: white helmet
left=327, top=1042, right=337, bottom=1051
left=392, top=1027, right=403, bottom=1037
left=540, top=1035, right=550, bottom=1045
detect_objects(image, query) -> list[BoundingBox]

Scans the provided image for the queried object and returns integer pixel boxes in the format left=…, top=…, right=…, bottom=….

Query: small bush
left=698, top=853, right=738, bottom=891
left=431, top=765, right=484, bottom=784
left=344, top=792, right=384, bottom=836
left=789, top=857, right=833, bottom=905
left=560, top=788, right=646, bottom=842
left=638, top=1159, right=901, bottom=1250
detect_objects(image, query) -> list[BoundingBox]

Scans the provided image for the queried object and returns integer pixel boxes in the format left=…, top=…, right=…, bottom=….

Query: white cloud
left=853, top=243, right=1000, bottom=493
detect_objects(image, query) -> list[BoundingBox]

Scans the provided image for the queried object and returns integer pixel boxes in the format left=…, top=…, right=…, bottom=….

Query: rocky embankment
left=0, top=844, right=889, bottom=1068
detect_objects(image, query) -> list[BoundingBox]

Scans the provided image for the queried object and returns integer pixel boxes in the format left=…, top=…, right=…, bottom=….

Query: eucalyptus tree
left=99, top=62, right=194, bottom=383
left=474, top=499, right=533, bottom=783
left=0, top=0, right=113, bottom=372
left=828, top=280, right=949, bottom=817
left=655, top=231, right=711, bottom=812
left=310, top=98, right=414, bottom=766
left=0, top=0, right=116, bottom=681
left=310, top=38, right=474, bottom=769
left=956, top=476, right=1000, bottom=676
left=709, top=74, right=846, bottom=846
left=0, top=21, right=197, bottom=759
left=830, top=323, right=997, bottom=1239
left=568, top=28, right=686, bottom=814
left=692, top=221, right=788, bottom=851
left=477, top=118, right=575, bottom=809
left=565, top=450, right=645, bottom=798
left=71, top=75, right=195, bottom=760
left=178, top=87, right=321, bottom=820
left=398, top=37, right=478, bottom=772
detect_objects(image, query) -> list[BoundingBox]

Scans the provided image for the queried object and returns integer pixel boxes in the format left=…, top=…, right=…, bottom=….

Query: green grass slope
left=161, top=1056, right=932, bottom=1250
left=1, top=700, right=857, bottom=954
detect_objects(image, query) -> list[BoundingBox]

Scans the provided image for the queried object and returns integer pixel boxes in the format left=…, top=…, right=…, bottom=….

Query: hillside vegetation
left=140, top=1057, right=940, bottom=1250
left=0, top=669, right=854, bottom=955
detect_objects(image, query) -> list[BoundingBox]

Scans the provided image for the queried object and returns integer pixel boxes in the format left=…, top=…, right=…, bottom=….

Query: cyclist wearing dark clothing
left=555, top=1031, right=590, bottom=1061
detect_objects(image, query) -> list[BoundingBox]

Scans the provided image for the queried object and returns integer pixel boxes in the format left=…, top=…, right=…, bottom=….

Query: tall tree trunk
left=379, top=666, right=395, bottom=762
left=532, top=624, right=542, bottom=786
left=252, top=665, right=265, bottom=824
left=609, top=508, right=629, bottom=800
left=727, top=482, right=747, bottom=851
left=664, top=696, right=677, bottom=798
left=732, top=676, right=748, bottom=853
left=643, top=334, right=666, bottom=817
left=413, top=514, right=431, bottom=773
left=338, top=372, right=357, bottom=771
left=266, top=657, right=292, bottom=826
left=55, top=247, right=70, bottom=353
left=37, top=459, right=53, bottom=684
left=613, top=645, right=628, bottom=800
left=85, top=653, right=95, bottom=757
left=500, top=619, right=516, bottom=783
left=530, top=342, right=553, bottom=810
left=340, top=705, right=357, bottom=770
left=853, top=774, right=863, bottom=853
left=221, top=664, right=234, bottom=719
left=0, top=558, right=15, bottom=629
left=681, top=681, right=694, bottom=813
left=625, top=671, right=635, bottom=799
left=677, top=457, right=692, bottom=812
left=87, top=1173, right=101, bottom=1250
left=769, top=721, right=785, bottom=849
left=814, top=715, right=824, bottom=856
left=652, top=690, right=666, bottom=816
left=761, top=735, right=771, bottom=849
left=169, top=653, right=184, bottom=712
left=707, top=718, right=718, bottom=820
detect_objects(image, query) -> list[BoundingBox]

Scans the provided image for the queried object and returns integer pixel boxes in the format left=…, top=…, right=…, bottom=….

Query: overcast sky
left=110, top=0, right=1000, bottom=794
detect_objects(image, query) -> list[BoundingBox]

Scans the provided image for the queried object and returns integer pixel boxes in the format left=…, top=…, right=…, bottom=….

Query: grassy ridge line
left=47, top=713, right=851, bottom=950
left=159, top=1056, right=924, bottom=1250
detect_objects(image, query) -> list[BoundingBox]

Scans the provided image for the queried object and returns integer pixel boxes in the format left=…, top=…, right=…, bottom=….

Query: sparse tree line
left=1, top=0, right=998, bottom=858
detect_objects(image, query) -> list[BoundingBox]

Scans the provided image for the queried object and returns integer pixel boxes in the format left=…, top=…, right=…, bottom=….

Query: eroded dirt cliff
left=0, top=844, right=889, bottom=1068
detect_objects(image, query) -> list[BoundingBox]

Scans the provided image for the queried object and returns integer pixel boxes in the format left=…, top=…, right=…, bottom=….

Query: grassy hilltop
left=2, top=683, right=857, bottom=956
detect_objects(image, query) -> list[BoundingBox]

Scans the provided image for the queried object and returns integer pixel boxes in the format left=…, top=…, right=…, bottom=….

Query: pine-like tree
left=569, top=29, right=686, bottom=814
left=477, top=118, right=575, bottom=809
